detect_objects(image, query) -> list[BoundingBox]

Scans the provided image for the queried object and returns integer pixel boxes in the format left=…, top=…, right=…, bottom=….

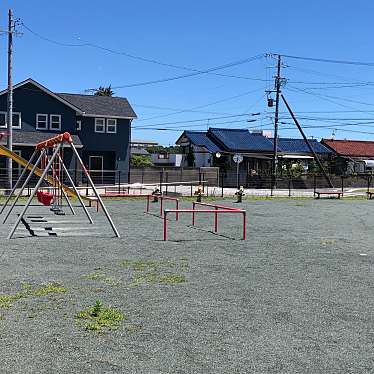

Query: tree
left=94, top=85, right=114, bottom=97
left=130, top=155, right=154, bottom=168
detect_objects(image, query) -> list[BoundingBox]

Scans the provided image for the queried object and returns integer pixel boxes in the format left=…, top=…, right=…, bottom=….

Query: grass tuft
left=76, top=300, right=125, bottom=332
left=0, top=282, right=67, bottom=309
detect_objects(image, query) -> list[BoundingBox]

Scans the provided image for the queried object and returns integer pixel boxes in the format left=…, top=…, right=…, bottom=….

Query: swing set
left=1, top=132, right=120, bottom=239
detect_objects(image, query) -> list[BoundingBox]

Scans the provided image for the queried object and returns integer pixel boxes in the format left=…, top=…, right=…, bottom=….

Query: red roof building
left=322, top=139, right=374, bottom=158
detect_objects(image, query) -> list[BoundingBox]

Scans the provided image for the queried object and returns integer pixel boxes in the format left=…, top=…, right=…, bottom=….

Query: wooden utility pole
left=281, top=94, right=333, bottom=188
left=6, top=9, right=14, bottom=191
left=272, top=54, right=281, bottom=190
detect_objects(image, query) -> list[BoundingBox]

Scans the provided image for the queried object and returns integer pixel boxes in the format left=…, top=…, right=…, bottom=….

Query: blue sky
left=1, top=0, right=374, bottom=145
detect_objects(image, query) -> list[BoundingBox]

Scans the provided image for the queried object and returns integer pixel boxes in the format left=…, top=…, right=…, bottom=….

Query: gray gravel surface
left=0, top=198, right=373, bottom=373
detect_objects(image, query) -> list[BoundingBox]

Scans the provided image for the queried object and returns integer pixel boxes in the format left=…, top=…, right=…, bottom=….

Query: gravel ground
left=0, top=197, right=373, bottom=373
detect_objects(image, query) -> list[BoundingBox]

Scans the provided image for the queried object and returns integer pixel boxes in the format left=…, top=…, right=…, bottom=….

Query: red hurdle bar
left=163, top=209, right=246, bottom=241
left=146, top=195, right=179, bottom=221
left=192, top=201, right=241, bottom=230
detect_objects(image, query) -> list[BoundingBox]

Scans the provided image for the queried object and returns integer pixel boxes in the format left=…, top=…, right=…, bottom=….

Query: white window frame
left=0, top=111, right=22, bottom=129
left=50, top=114, right=61, bottom=131
left=76, top=120, right=81, bottom=131
left=0, top=112, right=6, bottom=128
left=95, top=118, right=105, bottom=133
left=106, top=118, right=117, bottom=134
left=36, top=113, right=48, bottom=130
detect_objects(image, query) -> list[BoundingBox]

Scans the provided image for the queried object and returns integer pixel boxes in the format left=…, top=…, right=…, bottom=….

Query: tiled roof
left=183, top=131, right=222, bottom=153
left=208, top=128, right=274, bottom=152
left=0, top=131, right=82, bottom=147
left=274, top=138, right=332, bottom=154
left=322, top=139, right=374, bottom=157
left=130, top=147, right=149, bottom=155
left=57, top=93, right=137, bottom=119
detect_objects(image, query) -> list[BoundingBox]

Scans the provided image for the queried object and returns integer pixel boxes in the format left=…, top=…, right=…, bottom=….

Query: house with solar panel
left=176, top=128, right=331, bottom=185
left=0, top=78, right=137, bottom=182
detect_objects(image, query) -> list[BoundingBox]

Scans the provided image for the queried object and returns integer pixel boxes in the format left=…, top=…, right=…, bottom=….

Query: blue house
left=0, top=78, right=137, bottom=182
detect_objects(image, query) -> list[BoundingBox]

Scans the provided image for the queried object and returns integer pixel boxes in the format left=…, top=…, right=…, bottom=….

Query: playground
left=0, top=196, right=373, bottom=373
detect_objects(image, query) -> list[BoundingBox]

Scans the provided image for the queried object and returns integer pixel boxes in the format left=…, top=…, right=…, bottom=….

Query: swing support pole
left=0, top=149, right=38, bottom=215
left=70, top=142, right=120, bottom=238
left=3, top=149, right=46, bottom=224
left=8, top=144, right=62, bottom=239
left=58, top=154, right=93, bottom=224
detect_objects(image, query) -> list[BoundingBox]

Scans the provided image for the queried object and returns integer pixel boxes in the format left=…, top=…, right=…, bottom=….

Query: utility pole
left=7, top=9, right=14, bottom=192
left=272, top=54, right=281, bottom=190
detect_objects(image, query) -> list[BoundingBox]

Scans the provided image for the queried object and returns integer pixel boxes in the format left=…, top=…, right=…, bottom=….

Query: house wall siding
left=0, top=83, right=77, bottom=133
left=77, top=116, right=131, bottom=177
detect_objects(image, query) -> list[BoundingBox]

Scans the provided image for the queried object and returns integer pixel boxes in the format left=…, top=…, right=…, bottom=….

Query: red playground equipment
left=161, top=201, right=246, bottom=241
left=2, top=132, right=120, bottom=239
left=145, top=194, right=180, bottom=220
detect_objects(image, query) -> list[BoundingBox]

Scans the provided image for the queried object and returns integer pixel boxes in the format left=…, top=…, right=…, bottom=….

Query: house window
left=76, top=120, right=81, bottom=131
left=0, top=111, right=22, bottom=129
left=36, top=114, right=48, bottom=130
left=0, top=112, right=5, bottom=128
left=106, top=118, right=117, bottom=133
left=95, top=118, right=105, bottom=133
left=50, top=114, right=61, bottom=130
left=158, top=153, right=169, bottom=159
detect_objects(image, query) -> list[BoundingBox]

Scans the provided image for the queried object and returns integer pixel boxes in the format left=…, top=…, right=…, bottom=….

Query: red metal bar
left=193, top=201, right=241, bottom=211
left=193, top=201, right=240, bottom=227
left=163, top=209, right=246, bottom=241
left=36, top=132, right=72, bottom=150
left=100, top=193, right=151, bottom=198
left=165, top=209, right=245, bottom=213
left=163, top=212, right=168, bottom=241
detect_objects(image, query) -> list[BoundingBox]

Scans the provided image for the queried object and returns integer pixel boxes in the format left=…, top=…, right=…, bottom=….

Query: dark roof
left=182, top=131, right=222, bottom=153
left=273, top=138, right=332, bottom=154
left=208, top=128, right=274, bottom=152
left=322, top=138, right=374, bottom=157
left=57, top=93, right=137, bottom=119
left=0, top=131, right=82, bottom=147
left=130, top=147, right=149, bottom=155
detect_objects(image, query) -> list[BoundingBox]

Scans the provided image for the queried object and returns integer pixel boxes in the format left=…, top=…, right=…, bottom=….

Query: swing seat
left=37, top=191, right=54, bottom=206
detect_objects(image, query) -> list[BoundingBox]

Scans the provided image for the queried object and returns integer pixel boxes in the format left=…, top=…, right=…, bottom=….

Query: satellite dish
left=215, top=152, right=221, bottom=158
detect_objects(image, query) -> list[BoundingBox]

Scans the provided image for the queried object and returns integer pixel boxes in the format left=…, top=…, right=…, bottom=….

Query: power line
left=22, top=22, right=268, bottom=85
left=136, top=87, right=265, bottom=122
left=97, top=55, right=265, bottom=89
left=133, top=112, right=259, bottom=129
left=278, top=53, right=374, bottom=67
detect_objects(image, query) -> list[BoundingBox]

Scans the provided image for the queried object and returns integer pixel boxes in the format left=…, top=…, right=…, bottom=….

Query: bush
left=130, top=155, right=153, bottom=168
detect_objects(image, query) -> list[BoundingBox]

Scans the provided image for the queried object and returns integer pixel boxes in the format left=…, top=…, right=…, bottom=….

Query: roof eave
left=81, top=113, right=137, bottom=120
left=0, top=78, right=84, bottom=115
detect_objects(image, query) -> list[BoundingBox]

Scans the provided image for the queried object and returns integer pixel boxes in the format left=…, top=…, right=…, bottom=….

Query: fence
left=1, top=165, right=374, bottom=197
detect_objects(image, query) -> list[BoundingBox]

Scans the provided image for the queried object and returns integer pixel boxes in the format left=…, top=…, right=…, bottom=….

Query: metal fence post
left=313, top=174, right=317, bottom=196
left=341, top=175, right=344, bottom=194
left=159, top=169, right=163, bottom=194
left=165, top=172, right=169, bottom=195
left=118, top=170, right=121, bottom=194
left=221, top=173, right=224, bottom=198
left=288, top=176, right=291, bottom=198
